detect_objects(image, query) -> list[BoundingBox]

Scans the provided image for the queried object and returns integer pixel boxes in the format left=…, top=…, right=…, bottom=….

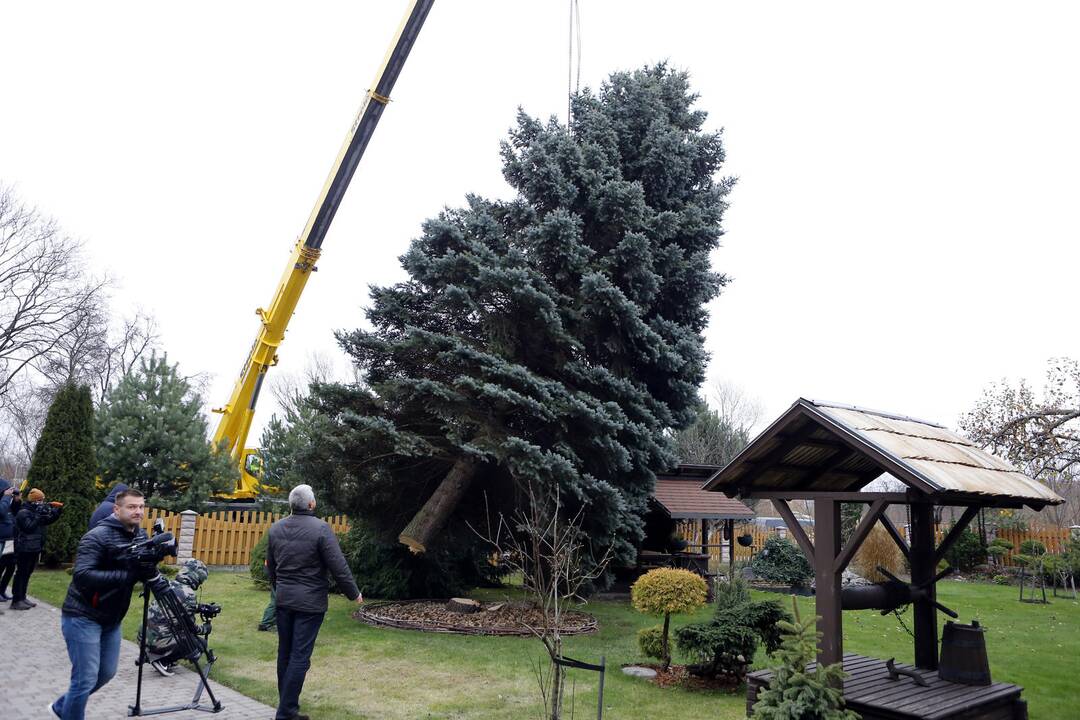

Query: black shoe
left=26, top=599, right=37, bottom=607
left=257, top=623, right=275, bottom=631
left=11, top=600, right=33, bottom=610
left=0, top=591, right=10, bottom=601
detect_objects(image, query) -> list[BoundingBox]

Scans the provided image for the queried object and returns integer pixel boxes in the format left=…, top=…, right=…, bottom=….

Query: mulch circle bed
left=353, top=599, right=599, bottom=637
left=623, top=663, right=743, bottom=692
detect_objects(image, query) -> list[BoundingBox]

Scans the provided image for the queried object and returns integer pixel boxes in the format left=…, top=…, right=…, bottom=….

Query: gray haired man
left=266, top=484, right=362, bottom=720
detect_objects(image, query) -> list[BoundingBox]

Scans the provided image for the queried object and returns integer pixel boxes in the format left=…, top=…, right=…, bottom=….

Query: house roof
left=702, top=399, right=1064, bottom=510
left=653, top=466, right=754, bottom=520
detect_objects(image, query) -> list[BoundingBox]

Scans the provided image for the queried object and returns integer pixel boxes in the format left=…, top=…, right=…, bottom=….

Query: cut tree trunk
left=447, top=598, right=481, bottom=614
left=398, top=455, right=479, bottom=554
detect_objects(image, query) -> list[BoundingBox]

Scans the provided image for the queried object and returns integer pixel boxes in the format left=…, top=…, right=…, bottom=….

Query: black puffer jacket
left=62, top=515, right=145, bottom=626
left=267, top=509, right=359, bottom=614
left=14, top=502, right=62, bottom=553
left=0, top=479, right=19, bottom=542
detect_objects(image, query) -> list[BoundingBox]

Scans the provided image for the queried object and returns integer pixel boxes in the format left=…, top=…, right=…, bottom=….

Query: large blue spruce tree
left=309, top=65, right=733, bottom=577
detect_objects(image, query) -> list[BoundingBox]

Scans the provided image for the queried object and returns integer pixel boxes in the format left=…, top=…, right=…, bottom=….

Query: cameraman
left=10, top=487, right=63, bottom=610
left=47, top=487, right=154, bottom=720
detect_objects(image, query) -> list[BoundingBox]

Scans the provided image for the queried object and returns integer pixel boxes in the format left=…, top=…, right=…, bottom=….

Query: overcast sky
left=3, top=1, right=1078, bottom=444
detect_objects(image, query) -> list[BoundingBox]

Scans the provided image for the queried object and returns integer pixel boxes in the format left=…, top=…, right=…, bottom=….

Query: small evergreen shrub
left=249, top=530, right=270, bottom=588
left=943, top=528, right=985, bottom=571
left=675, top=610, right=758, bottom=680
left=992, top=574, right=1010, bottom=585
left=751, top=536, right=813, bottom=588
left=637, top=625, right=665, bottom=660
left=674, top=580, right=793, bottom=682
left=751, top=598, right=859, bottom=720
left=1019, top=539, right=1046, bottom=557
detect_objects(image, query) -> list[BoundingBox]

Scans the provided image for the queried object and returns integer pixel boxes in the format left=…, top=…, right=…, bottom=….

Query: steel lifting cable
left=567, top=0, right=582, bottom=129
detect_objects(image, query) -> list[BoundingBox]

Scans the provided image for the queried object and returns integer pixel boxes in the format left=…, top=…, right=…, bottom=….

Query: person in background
left=258, top=556, right=276, bottom=631
left=11, top=487, right=63, bottom=610
left=0, top=478, right=20, bottom=603
left=267, top=484, right=362, bottom=720
left=88, top=482, right=128, bottom=530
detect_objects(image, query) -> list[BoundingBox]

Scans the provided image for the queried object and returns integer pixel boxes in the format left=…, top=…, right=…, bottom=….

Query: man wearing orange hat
left=10, top=487, right=63, bottom=610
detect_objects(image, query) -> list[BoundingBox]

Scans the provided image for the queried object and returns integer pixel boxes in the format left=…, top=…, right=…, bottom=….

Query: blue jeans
left=275, top=607, right=324, bottom=720
left=52, top=614, right=122, bottom=720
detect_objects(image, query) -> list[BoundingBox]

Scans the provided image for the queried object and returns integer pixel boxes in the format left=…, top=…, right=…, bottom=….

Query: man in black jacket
left=10, top=487, right=63, bottom=610
left=48, top=487, right=154, bottom=720
left=0, top=478, right=20, bottom=602
left=267, top=484, right=362, bottom=720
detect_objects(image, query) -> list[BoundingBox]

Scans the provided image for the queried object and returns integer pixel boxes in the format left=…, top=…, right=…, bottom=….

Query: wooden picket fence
left=675, top=520, right=785, bottom=570
left=896, top=524, right=1071, bottom=568
left=143, top=508, right=350, bottom=567
left=138, top=508, right=182, bottom=565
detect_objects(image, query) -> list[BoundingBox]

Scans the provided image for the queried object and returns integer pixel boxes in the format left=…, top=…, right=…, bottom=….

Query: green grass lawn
left=27, top=571, right=1080, bottom=719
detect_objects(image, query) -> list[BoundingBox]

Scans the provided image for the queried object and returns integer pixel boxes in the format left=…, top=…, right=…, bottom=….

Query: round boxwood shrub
left=751, top=536, right=813, bottom=588
left=943, top=528, right=985, bottom=571
left=637, top=625, right=665, bottom=660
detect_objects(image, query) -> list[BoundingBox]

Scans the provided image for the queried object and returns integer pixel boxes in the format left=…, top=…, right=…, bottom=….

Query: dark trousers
left=0, top=549, right=15, bottom=595
left=275, top=607, right=324, bottom=720
left=12, top=551, right=38, bottom=602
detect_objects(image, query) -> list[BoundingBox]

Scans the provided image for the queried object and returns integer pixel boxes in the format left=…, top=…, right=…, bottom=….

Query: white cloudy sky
left=3, top=1, right=1079, bottom=443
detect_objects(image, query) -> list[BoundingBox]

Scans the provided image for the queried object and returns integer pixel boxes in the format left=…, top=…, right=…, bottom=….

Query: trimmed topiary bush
left=631, top=568, right=709, bottom=670
left=751, top=536, right=813, bottom=588
left=637, top=625, right=665, bottom=660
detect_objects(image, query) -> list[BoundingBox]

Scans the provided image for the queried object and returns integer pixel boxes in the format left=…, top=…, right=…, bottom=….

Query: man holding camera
left=267, top=484, right=362, bottom=720
left=48, top=487, right=155, bottom=720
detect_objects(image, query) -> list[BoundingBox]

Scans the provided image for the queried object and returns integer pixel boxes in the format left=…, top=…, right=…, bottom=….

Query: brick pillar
left=178, top=510, right=198, bottom=563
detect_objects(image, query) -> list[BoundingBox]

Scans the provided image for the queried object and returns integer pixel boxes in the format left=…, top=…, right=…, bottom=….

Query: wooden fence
left=144, top=508, right=350, bottom=567
left=675, top=520, right=782, bottom=570
left=138, top=508, right=182, bottom=564
left=679, top=519, right=1073, bottom=571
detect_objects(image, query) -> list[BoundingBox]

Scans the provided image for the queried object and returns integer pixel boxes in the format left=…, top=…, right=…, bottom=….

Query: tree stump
left=447, top=598, right=481, bottom=614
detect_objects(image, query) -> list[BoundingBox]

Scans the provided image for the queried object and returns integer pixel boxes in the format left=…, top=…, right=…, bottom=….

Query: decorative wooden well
left=703, top=399, right=1063, bottom=720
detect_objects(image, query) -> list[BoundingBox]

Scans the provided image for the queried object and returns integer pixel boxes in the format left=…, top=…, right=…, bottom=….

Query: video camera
left=118, top=518, right=177, bottom=567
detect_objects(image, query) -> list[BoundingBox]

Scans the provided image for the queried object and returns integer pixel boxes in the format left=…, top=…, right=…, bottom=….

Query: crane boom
left=212, top=0, right=436, bottom=499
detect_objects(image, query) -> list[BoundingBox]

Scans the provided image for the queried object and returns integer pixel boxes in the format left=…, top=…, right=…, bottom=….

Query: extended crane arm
left=212, top=0, right=436, bottom=498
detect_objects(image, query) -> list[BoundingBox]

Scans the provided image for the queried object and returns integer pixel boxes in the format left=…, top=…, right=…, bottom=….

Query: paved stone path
left=0, top=593, right=275, bottom=719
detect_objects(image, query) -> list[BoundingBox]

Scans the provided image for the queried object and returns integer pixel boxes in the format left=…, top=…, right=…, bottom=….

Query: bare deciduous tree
left=0, top=184, right=107, bottom=399
left=960, top=357, right=1080, bottom=527
left=472, top=481, right=613, bottom=720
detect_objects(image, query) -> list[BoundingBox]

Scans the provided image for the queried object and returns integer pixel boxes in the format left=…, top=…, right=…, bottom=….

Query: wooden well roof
left=652, top=465, right=754, bottom=520
left=703, top=399, right=1064, bottom=509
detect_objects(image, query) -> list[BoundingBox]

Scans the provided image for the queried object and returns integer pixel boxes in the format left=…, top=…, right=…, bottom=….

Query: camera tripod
left=128, top=573, right=224, bottom=716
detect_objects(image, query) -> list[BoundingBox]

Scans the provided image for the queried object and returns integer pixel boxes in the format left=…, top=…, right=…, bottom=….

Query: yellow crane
left=212, top=0, right=436, bottom=500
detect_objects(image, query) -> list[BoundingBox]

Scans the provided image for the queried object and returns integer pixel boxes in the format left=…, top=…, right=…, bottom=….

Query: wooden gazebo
left=704, top=399, right=1064, bottom=719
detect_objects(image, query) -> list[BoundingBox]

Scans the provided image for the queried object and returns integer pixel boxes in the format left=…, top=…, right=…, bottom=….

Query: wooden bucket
left=938, top=620, right=991, bottom=686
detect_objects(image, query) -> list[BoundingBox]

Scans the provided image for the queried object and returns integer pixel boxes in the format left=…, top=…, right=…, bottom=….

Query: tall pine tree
left=307, top=65, right=733, bottom=577
left=25, top=382, right=97, bottom=565
left=96, top=353, right=235, bottom=509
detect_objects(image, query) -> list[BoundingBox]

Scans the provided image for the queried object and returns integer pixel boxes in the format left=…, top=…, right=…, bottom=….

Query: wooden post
left=701, top=519, right=709, bottom=554
left=910, top=503, right=938, bottom=669
left=728, top=519, right=735, bottom=580
left=814, top=499, right=843, bottom=669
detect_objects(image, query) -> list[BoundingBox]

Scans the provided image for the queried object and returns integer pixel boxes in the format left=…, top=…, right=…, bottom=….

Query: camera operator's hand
left=2, top=486, right=11, bottom=496
left=49, top=501, right=64, bottom=508
left=355, top=591, right=364, bottom=605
